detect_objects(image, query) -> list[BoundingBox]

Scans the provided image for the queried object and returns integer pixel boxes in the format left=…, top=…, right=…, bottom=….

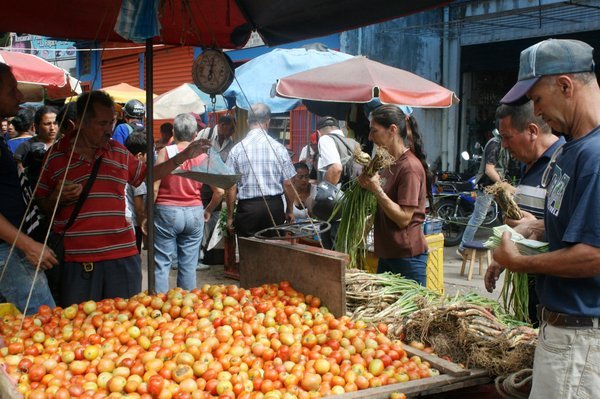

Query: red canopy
left=2, top=0, right=451, bottom=48
left=0, top=50, right=79, bottom=101
left=276, top=57, right=458, bottom=108
left=0, top=50, right=67, bottom=87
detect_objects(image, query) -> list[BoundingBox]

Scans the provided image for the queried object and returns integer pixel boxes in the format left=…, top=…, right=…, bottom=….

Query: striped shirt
left=514, top=137, right=566, bottom=219
left=36, top=136, right=145, bottom=262
left=226, top=128, right=296, bottom=200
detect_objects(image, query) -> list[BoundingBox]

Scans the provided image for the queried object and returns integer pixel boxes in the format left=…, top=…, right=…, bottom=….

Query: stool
left=460, top=241, right=492, bottom=281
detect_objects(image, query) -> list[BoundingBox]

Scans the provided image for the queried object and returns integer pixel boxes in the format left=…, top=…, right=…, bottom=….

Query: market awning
left=276, top=57, right=459, bottom=108
left=0, top=50, right=79, bottom=101
left=3, top=0, right=452, bottom=48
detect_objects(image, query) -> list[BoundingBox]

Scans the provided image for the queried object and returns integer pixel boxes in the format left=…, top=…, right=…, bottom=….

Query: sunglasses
left=541, top=143, right=565, bottom=188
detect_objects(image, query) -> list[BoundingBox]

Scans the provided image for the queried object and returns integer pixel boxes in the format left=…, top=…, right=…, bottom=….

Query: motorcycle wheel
left=434, top=198, right=467, bottom=247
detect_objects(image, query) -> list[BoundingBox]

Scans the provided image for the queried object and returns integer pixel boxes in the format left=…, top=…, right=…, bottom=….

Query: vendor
left=357, top=105, right=432, bottom=285
left=291, top=162, right=312, bottom=221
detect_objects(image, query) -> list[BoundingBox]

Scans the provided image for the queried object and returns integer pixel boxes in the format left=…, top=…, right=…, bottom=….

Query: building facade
left=341, top=0, right=600, bottom=172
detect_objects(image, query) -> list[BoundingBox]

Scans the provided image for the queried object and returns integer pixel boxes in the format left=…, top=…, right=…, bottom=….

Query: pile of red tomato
left=0, top=282, right=433, bottom=399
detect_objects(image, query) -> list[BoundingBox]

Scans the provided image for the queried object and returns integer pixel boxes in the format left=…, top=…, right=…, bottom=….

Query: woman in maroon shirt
left=358, top=105, right=433, bottom=285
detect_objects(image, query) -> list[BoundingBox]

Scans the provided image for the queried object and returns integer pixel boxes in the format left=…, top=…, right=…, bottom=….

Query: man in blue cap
left=494, top=38, right=600, bottom=397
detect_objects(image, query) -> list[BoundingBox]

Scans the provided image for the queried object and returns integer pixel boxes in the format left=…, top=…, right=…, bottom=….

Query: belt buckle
left=83, top=262, right=94, bottom=272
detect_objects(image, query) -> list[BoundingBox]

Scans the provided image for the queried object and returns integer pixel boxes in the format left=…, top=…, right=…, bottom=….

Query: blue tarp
left=224, top=46, right=353, bottom=113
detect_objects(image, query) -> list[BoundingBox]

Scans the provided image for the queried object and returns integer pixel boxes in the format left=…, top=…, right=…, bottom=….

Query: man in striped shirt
left=484, top=100, right=564, bottom=326
left=36, top=91, right=209, bottom=306
left=225, top=103, right=296, bottom=237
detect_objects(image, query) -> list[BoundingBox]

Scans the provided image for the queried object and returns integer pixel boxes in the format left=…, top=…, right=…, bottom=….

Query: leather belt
left=538, top=306, right=600, bottom=329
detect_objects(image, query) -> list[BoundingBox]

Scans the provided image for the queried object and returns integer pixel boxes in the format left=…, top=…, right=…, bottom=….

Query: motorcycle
left=432, top=164, right=500, bottom=247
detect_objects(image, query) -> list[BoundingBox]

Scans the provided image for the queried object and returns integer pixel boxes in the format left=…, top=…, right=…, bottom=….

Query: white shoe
left=456, top=249, right=465, bottom=259
left=196, top=263, right=210, bottom=271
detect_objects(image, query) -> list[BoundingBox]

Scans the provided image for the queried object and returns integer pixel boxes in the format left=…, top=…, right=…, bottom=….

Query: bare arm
left=225, top=185, right=237, bottom=235
left=152, top=139, right=210, bottom=182
left=204, top=185, right=224, bottom=222
left=37, top=180, right=83, bottom=217
left=324, top=163, right=342, bottom=186
left=0, top=214, right=57, bottom=270
left=357, top=172, right=415, bottom=229
left=494, top=232, right=600, bottom=277
left=283, top=179, right=295, bottom=223
left=484, top=162, right=503, bottom=183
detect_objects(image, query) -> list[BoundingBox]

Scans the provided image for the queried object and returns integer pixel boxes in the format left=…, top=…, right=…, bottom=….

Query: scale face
left=192, top=48, right=235, bottom=95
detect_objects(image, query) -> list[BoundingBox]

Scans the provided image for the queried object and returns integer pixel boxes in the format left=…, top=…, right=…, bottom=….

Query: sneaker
left=196, top=263, right=210, bottom=271
left=456, top=248, right=465, bottom=259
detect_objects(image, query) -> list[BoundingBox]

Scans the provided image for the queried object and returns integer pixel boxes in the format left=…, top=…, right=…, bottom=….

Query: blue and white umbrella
left=224, top=46, right=353, bottom=113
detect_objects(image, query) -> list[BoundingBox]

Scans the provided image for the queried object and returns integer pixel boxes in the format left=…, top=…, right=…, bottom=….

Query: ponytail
left=406, top=116, right=433, bottom=208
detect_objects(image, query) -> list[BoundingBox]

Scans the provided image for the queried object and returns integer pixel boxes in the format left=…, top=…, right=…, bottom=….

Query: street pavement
left=140, top=229, right=505, bottom=302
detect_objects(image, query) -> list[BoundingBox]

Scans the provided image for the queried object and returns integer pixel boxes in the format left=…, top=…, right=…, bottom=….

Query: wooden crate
left=238, top=237, right=347, bottom=317
left=332, top=344, right=490, bottom=398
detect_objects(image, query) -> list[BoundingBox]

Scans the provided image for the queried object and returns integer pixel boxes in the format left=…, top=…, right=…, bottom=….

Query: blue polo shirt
left=538, top=126, right=600, bottom=317
left=514, top=137, right=566, bottom=219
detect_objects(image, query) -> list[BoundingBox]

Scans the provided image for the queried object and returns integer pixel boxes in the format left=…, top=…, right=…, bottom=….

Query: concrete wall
left=340, top=10, right=455, bottom=171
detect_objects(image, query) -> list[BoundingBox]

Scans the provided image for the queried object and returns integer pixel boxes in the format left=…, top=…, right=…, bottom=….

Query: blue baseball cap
left=501, top=39, right=595, bottom=105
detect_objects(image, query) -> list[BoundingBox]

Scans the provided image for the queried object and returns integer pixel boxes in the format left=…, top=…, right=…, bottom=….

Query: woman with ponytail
left=357, top=105, right=433, bottom=285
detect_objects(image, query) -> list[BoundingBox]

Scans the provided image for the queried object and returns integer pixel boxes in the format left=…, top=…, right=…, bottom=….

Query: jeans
left=460, top=191, right=494, bottom=249
left=377, top=252, right=428, bottom=286
left=154, top=205, right=204, bottom=293
left=0, top=242, right=55, bottom=315
left=530, top=321, right=600, bottom=398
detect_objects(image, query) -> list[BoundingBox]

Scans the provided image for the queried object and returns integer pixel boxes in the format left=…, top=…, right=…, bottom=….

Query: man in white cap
left=494, top=38, right=600, bottom=397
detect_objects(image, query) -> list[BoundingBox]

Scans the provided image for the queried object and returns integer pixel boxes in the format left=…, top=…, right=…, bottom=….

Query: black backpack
left=328, top=134, right=363, bottom=187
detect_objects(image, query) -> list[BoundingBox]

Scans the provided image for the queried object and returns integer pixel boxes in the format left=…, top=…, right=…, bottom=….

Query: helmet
left=311, top=181, right=343, bottom=221
left=124, top=99, right=145, bottom=118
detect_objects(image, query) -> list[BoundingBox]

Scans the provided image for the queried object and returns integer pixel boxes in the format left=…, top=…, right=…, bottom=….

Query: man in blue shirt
left=484, top=100, right=564, bottom=326
left=112, top=99, right=145, bottom=145
left=496, top=39, right=600, bottom=398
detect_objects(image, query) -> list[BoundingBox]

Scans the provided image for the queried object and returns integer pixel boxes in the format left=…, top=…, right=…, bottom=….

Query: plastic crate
left=423, top=218, right=443, bottom=235
left=426, top=233, right=445, bottom=294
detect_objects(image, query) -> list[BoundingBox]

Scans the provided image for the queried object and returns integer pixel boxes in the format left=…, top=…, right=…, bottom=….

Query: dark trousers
left=234, top=195, right=285, bottom=238
left=60, top=255, right=142, bottom=307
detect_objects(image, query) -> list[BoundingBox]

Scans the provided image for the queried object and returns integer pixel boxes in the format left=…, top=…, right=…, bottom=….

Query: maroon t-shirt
left=374, top=150, right=428, bottom=259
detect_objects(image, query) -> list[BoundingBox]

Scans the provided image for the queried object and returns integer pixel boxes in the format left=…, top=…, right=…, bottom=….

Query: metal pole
left=145, top=38, right=156, bottom=294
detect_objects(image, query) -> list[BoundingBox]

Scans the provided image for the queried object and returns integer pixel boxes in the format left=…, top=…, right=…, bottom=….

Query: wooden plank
left=411, top=376, right=492, bottom=397
left=402, top=343, right=469, bottom=377
left=332, top=369, right=489, bottom=399
left=238, top=237, right=347, bottom=317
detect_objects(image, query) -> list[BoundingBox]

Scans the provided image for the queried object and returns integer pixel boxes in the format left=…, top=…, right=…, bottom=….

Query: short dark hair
left=316, top=116, right=339, bottom=130
left=76, top=90, right=114, bottom=120
left=159, top=122, right=173, bottom=136
left=294, top=162, right=309, bottom=172
left=34, top=105, right=58, bottom=126
left=0, top=63, right=11, bottom=80
left=56, top=102, right=78, bottom=134
left=495, top=101, right=550, bottom=133
left=125, top=131, right=147, bottom=155
left=11, top=107, right=35, bottom=132
left=218, top=115, right=234, bottom=125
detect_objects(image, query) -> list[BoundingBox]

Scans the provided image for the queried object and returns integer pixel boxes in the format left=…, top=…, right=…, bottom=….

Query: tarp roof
left=4, top=0, right=452, bottom=48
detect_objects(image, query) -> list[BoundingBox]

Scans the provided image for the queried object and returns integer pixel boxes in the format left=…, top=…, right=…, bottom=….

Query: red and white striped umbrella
left=0, top=50, right=79, bottom=101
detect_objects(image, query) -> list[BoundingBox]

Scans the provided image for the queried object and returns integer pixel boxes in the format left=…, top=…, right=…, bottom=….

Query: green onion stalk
left=500, top=270, right=530, bottom=323
left=334, top=148, right=395, bottom=269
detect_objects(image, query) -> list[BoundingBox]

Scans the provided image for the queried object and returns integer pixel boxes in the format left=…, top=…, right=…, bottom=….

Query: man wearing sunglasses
left=495, top=39, right=600, bottom=398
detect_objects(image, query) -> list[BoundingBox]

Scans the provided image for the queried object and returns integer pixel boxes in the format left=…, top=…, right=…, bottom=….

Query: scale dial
left=192, top=48, right=235, bottom=95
